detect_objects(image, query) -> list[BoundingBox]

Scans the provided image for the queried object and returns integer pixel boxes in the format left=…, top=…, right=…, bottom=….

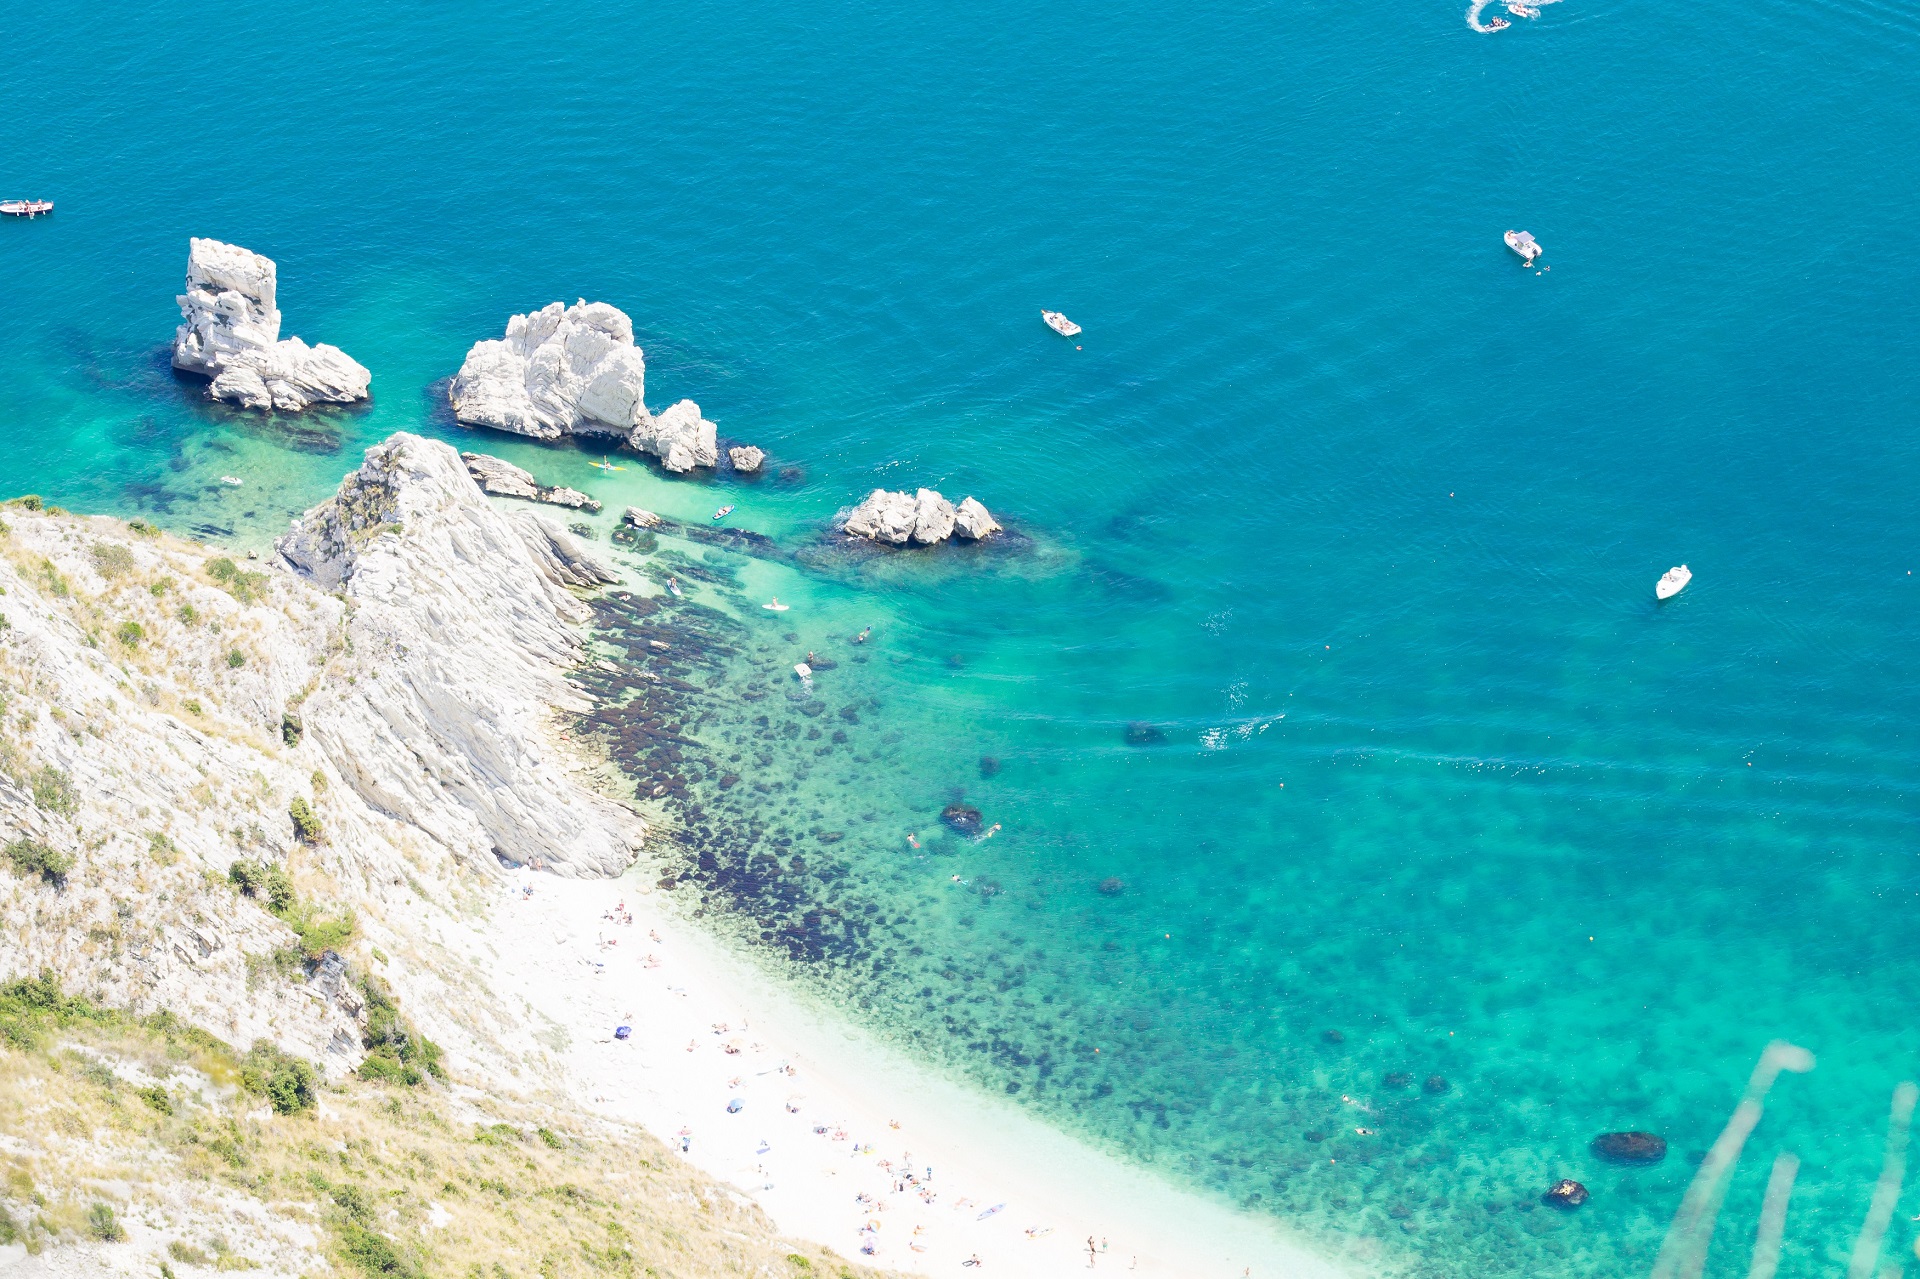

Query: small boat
left=762, top=597, right=789, bottom=612
left=1, top=200, right=53, bottom=218
left=1041, top=310, right=1081, bottom=338
left=712, top=505, right=735, bottom=522
left=219, top=476, right=244, bottom=486
left=1506, top=1, right=1540, bottom=15
left=794, top=663, right=813, bottom=680
left=1486, top=15, right=1511, bottom=27
left=1505, top=230, right=1542, bottom=264
left=1656, top=564, right=1692, bottom=600
left=588, top=457, right=625, bottom=471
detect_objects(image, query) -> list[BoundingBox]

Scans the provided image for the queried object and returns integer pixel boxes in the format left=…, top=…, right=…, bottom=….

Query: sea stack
left=171, top=238, right=371, bottom=413
left=843, top=487, right=1000, bottom=547
left=448, top=301, right=753, bottom=475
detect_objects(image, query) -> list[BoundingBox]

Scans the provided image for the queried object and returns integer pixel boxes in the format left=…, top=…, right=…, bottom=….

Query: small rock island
left=449, top=300, right=760, bottom=476
left=172, top=238, right=371, bottom=412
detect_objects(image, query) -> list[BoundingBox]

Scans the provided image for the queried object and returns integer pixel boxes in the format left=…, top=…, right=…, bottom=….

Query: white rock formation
left=448, top=301, right=749, bottom=475
left=953, top=496, right=1003, bottom=541
left=461, top=451, right=603, bottom=513
left=728, top=445, right=766, bottom=474
left=630, top=398, right=718, bottom=474
left=448, top=301, right=645, bottom=441
left=910, top=488, right=956, bottom=545
left=844, top=489, right=918, bottom=544
left=844, top=487, right=999, bottom=547
left=624, top=507, right=663, bottom=528
left=172, top=237, right=371, bottom=412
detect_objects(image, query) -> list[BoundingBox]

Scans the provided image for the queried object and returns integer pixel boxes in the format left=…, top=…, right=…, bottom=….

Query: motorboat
left=794, top=663, right=813, bottom=680
left=1485, top=15, right=1511, bottom=27
left=1507, top=2, right=1541, bottom=16
left=1656, top=564, right=1691, bottom=600
left=1041, top=310, right=1081, bottom=338
left=712, top=505, right=735, bottom=521
left=219, top=476, right=244, bottom=486
left=1, top=200, right=53, bottom=218
left=1505, top=230, right=1542, bottom=263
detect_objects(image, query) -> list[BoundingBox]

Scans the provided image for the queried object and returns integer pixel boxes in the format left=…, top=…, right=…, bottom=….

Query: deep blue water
left=6, top=0, right=1920, bottom=1274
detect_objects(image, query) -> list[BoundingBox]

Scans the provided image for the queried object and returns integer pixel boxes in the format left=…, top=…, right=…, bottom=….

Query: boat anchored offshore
left=1656, top=564, right=1692, bottom=600
left=1505, top=230, right=1542, bottom=264
left=1041, top=310, right=1081, bottom=338
left=1, top=200, right=54, bottom=218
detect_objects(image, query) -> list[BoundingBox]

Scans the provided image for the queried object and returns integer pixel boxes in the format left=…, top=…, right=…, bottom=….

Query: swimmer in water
left=978, top=822, right=1002, bottom=841
left=907, top=833, right=921, bottom=849
left=853, top=626, right=872, bottom=644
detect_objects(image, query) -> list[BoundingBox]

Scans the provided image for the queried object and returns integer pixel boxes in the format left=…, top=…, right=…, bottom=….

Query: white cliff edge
left=447, top=300, right=756, bottom=475
left=171, top=237, right=371, bottom=413
left=0, top=433, right=635, bottom=1079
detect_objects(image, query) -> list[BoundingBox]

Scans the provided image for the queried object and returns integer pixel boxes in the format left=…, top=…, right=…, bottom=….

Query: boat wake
left=1467, top=0, right=1563, bottom=33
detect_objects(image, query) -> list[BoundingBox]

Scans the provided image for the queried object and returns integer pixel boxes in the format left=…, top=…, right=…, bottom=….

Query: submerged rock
left=1096, top=876, right=1126, bottom=896
left=1383, top=1070, right=1414, bottom=1089
left=1124, top=722, right=1166, bottom=747
left=940, top=803, right=983, bottom=834
left=1542, top=1180, right=1588, bottom=1209
left=978, top=755, right=1000, bottom=778
left=1591, top=1131, right=1667, bottom=1165
left=1323, top=1029, right=1346, bottom=1045
left=728, top=445, right=766, bottom=474
left=172, top=238, right=370, bottom=413
left=1424, top=1075, right=1451, bottom=1095
left=461, top=452, right=603, bottom=513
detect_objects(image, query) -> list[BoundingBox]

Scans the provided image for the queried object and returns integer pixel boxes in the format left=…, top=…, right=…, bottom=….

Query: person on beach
left=1087, top=1236, right=1098, bottom=1267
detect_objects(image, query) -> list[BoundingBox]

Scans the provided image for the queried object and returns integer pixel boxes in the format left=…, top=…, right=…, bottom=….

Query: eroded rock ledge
left=171, top=237, right=371, bottom=413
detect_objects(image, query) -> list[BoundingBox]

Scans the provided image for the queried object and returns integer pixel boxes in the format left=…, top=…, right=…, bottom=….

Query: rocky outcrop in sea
left=448, top=299, right=751, bottom=475
left=841, top=487, right=1001, bottom=546
left=171, top=237, right=371, bottom=412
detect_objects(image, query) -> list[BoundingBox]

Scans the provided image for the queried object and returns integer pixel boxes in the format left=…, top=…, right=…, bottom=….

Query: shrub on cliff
left=90, top=542, right=135, bottom=580
left=290, top=797, right=322, bottom=843
left=31, top=765, right=77, bottom=816
left=205, top=556, right=269, bottom=604
left=5, top=838, right=74, bottom=884
left=357, top=972, right=444, bottom=1087
left=239, top=1040, right=317, bottom=1115
left=229, top=858, right=296, bottom=913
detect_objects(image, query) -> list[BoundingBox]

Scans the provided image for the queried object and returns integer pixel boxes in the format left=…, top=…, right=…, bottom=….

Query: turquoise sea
left=7, top=0, right=1920, bottom=1274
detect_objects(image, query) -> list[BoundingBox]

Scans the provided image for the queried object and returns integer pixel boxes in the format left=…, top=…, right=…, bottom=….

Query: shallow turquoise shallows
left=7, top=0, right=1920, bottom=1273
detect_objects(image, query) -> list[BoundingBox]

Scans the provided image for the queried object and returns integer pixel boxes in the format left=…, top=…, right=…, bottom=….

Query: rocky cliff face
left=171, top=238, right=371, bottom=413
left=0, top=434, right=639, bottom=1078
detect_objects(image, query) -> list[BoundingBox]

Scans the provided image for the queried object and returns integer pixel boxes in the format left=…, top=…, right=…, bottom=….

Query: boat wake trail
left=1467, top=0, right=1564, bottom=33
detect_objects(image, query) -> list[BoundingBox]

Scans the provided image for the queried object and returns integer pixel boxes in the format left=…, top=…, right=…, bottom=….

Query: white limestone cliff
left=171, top=237, right=370, bottom=413
left=0, top=434, right=638, bottom=1080
left=448, top=301, right=738, bottom=474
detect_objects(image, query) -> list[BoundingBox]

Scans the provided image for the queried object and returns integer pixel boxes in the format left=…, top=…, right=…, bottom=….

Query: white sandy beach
left=456, top=869, right=1361, bottom=1279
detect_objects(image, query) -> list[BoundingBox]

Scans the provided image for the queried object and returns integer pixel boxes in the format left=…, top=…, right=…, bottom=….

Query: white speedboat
left=1041, top=310, right=1081, bottom=338
left=1656, top=564, right=1691, bottom=600
left=1505, top=230, right=1542, bottom=263
left=0, top=200, right=53, bottom=218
